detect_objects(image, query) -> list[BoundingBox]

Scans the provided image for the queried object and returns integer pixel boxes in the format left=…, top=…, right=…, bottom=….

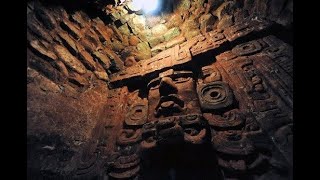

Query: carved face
left=147, top=69, right=201, bottom=122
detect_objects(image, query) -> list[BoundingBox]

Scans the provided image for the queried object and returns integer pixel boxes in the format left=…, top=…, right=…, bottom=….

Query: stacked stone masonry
left=27, top=0, right=293, bottom=179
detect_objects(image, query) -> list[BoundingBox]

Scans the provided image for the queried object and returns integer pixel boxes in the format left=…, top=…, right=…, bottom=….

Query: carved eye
left=197, top=81, right=234, bottom=111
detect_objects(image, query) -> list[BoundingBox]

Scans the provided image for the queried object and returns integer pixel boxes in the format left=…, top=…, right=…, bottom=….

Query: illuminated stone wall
left=27, top=0, right=293, bottom=179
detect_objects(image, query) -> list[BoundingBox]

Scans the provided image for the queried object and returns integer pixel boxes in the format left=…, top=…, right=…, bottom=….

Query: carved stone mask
left=147, top=69, right=201, bottom=121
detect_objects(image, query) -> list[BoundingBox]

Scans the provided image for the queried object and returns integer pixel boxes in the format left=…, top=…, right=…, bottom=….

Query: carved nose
left=159, top=77, right=178, bottom=96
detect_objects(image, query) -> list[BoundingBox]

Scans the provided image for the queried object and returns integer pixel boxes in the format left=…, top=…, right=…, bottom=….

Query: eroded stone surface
left=54, top=45, right=87, bottom=75
left=28, top=1, right=293, bottom=179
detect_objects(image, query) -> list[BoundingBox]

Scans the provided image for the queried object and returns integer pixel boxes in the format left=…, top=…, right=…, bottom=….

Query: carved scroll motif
left=215, top=45, right=293, bottom=172
left=140, top=114, right=208, bottom=150
left=203, top=109, right=245, bottom=130
left=232, top=40, right=263, bottom=56
left=141, top=121, right=157, bottom=150
left=125, top=104, right=148, bottom=126
left=116, top=129, right=142, bottom=146
left=196, top=62, right=276, bottom=177
left=211, top=115, right=273, bottom=174
left=197, top=64, right=234, bottom=111
left=108, top=153, right=140, bottom=179
left=180, top=114, right=208, bottom=144
left=74, top=88, right=129, bottom=178
left=125, top=91, right=148, bottom=126
left=108, top=130, right=141, bottom=179
left=108, top=89, right=146, bottom=179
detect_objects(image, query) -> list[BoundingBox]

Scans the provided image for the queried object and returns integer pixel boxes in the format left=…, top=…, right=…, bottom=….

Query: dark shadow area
left=36, top=0, right=114, bottom=24
left=140, top=142, right=223, bottom=180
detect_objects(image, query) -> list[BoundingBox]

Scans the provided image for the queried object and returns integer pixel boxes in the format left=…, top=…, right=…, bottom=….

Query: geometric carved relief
left=197, top=63, right=234, bottom=112
left=203, top=109, right=245, bottom=130
left=109, top=127, right=141, bottom=179
left=197, top=81, right=234, bottom=111
left=140, top=114, right=208, bottom=148
left=125, top=90, right=148, bottom=126
left=214, top=37, right=293, bottom=175
left=231, top=40, right=262, bottom=56
left=108, top=154, right=140, bottom=179
left=125, top=104, right=148, bottom=126
left=105, top=32, right=292, bottom=179
left=107, top=89, right=145, bottom=179
left=195, top=62, right=273, bottom=177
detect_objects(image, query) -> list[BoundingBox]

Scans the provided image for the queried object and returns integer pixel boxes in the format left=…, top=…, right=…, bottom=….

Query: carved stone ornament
left=125, top=104, right=148, bottom=126
left=197, top=81, right=233, bottom=111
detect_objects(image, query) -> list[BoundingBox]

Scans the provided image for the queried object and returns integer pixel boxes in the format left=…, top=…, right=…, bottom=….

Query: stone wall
left=27, top=0, right=293, bottom=85
left=27, top=0, right=293, bottom=179
left=27, top=1, right=115, bottom=177
left=102, top=0, right=292, bottom=64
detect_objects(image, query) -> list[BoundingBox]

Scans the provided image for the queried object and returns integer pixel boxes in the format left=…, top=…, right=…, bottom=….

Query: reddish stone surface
left=27, top=0, right=293, bottom=179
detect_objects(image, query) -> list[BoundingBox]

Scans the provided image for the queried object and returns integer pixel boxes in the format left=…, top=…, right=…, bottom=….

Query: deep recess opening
left=210, top=91, right=220, bottom=98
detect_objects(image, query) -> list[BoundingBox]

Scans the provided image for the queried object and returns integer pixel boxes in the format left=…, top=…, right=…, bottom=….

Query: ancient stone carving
left=223, top=18, right=271, bottom=41
left=201, top=65, right=222, bottom=83
left=141, top=121, right=158, bottom=151
left=217, top=152, right=269, bottom=172
left=110, top=19, right=272, bottom=86
left=108, top=140, right=141, bottom=179
left=197, top=62, right=233, bottom=114
left=111, top=154, right=140, bottom=170
left=197, top=81, right=234, bottom=111
left=147, top=70, right=199, bottom=120
left=211, top=113, right=273, bottom=175
left=116, top=129, right=142, bottom=146
left=155, top=94, right=185, bottom=117
left=183, top=128, right=207, bottom=144
left=125, top=104, right=148, bottom=126
left=141, top=114, right=209, bottom=151
left=190, top=32, right=227, bottom=55
left=215, top=46, right=293, bottom=173
left=156, top=117, right=184, bottom=145
left=108, top=165, right=140, bottom=179
left=124, top=90, right=149, bottom=126
left=203, top=109, right=245, bottom=130
left=212, top=130, right=255, bottom=155
left=231, top=40, right=262, bottom=56
left=179, top=114, right=203, bottom=126
left=155, top=75, right=185, bottom=115
left=108, top=153, right=140, bottom=179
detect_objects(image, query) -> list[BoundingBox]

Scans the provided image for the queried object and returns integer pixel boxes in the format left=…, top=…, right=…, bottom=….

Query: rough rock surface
left=27, top=0, right=293, bottom=179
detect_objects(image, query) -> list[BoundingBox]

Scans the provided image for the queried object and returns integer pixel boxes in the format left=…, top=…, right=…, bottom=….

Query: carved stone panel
left=147, top=69, right=201, bottom=121
left=102, top=32, right=292, bottom=180
left=197, top=81, right=234, bottom=111
left=125, top=90, right=149, bottom=126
